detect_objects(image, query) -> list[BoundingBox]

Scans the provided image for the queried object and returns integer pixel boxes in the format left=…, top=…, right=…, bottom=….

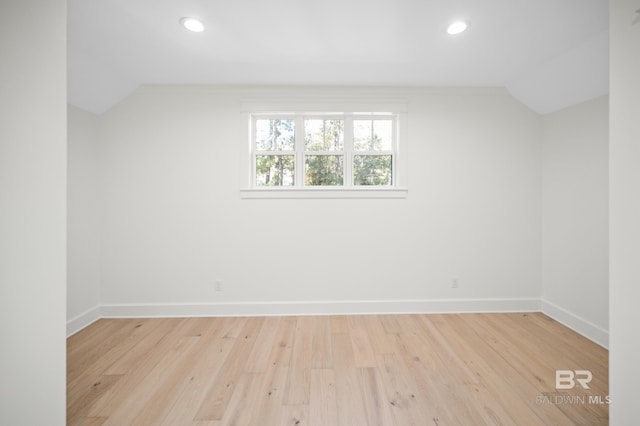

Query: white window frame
left=240, top=99, right=408, bottom=199
left=300, top=115, right=347, bottom=188
left=252, top=116, right=297, bottom=187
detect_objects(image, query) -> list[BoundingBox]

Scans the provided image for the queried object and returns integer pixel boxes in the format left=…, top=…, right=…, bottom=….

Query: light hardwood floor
left=67, top=313, right=608, bottom=425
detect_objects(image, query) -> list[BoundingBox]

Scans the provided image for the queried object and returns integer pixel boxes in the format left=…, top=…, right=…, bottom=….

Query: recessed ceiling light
left=447, top=21, right=468, bottom=35
left=180, top=17, right=205, bottom=33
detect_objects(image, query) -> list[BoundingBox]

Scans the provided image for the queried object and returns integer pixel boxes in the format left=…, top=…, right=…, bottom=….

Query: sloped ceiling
left=68, top=0, right=609, bottom=115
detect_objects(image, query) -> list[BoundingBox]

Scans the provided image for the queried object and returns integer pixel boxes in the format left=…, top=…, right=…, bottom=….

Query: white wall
left=95, top=86, right=542, bottom=315
left=67, top=105, right=101, bottom=334
left=541, top=96, right=609, bottom=346
left=0, top=0, right=67, bottom=424
left=610, top=0, right=640, bottom=423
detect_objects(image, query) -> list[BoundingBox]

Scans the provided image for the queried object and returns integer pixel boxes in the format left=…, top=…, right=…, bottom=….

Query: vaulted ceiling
left=68, top=0, right=608, bottom=115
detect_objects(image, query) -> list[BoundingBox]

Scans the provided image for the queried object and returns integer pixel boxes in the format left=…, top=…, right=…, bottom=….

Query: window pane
left=256, top=155, right=295, bottom=186
left=353, top=155, right=392, bottom=186
left=305, top=155, right=344, bottom=186
left=256, top=119, right=295, bottom=151
left=305, top=119, right=344, bottom=151
left=373, top=120, right=393, bottom=150
left=353, top=119, right=393, bottom=151
left=353, top=120, right=372, bottom=150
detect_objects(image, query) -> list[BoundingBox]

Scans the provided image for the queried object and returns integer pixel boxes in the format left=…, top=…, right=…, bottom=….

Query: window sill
left=240, top=188, right=408, bottom=199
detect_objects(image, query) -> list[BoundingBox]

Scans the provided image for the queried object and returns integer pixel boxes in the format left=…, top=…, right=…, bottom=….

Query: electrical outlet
left=215, top=280, right=222, bottom=291
left=452, top=278, right=459, bottom=289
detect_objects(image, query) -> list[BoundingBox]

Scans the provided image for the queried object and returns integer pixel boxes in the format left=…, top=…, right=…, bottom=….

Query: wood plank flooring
left=67, top=313, right=608, bottom=425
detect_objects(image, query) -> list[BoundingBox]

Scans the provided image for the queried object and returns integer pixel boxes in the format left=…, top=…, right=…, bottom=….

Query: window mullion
left=251, top=116, right=257, bottom=187
left=344, top=115, right=353, bottom=188
left=295, top=115, right=304, bottom=187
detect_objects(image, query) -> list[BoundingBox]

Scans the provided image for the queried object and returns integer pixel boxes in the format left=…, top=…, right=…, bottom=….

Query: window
left=353, top=118, right=394, bottom=186
left=240, top=98, right=407, bottom=199
left=304, top=118, right=345, bottom=186
left=254, top=118, right=296, bottom=186
left=249, top=114, right=402, bottom=195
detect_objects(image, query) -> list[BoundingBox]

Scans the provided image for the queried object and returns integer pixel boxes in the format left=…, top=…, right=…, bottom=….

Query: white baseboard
left=67, top=299, right=609, bottom=350
left=541, top=299, right=609, bottom=348
left=99, top=298, right=541, bottom=318
left=66, top=305, right=101, bottom=337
